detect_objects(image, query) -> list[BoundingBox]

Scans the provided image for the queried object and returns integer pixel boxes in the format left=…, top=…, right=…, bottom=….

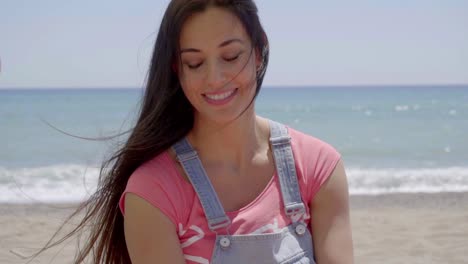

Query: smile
left=204, top=89, right=236, bottom=100
left=203, top=88, right=238, bottom=105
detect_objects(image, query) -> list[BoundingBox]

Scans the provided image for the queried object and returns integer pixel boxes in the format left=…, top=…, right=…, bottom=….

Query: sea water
left=1, top=85, right=467, bottom=202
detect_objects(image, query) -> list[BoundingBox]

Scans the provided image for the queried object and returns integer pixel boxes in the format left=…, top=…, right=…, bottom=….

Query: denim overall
left=173, top=120, right=316, bottom=264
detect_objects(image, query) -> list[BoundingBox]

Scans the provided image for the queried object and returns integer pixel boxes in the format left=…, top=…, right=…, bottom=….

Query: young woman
left=48, top=0, right=354, bottom=263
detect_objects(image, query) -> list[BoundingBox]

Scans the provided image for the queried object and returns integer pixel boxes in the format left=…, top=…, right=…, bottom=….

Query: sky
left=1, top=0, right=467, bottom=88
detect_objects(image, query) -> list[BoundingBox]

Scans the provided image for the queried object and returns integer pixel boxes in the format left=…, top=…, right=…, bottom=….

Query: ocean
left=1, top=85, right=467, bottom=203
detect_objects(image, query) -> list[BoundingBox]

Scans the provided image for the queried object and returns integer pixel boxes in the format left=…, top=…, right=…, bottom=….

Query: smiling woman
left=36, top=1, right=353, bottom=263
left=177, top=6, right=260, bottom=125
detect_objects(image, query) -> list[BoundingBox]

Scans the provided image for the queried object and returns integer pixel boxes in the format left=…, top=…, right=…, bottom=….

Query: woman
left=47, top=0, right=353, bottom=263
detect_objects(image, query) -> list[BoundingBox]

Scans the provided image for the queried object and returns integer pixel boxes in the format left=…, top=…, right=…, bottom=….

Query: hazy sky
left=1, top=0, right=467, bottom=88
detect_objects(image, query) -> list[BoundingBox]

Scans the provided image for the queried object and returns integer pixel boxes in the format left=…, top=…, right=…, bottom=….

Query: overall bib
left=173, top=120, right=316, bottom=264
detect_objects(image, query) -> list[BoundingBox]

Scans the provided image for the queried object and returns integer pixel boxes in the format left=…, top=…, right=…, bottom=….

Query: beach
left=2, top=85, right=468, bottom=263
left=351, top=192, right=468, bottom=264
left=1, top=192, right=467, bottom=264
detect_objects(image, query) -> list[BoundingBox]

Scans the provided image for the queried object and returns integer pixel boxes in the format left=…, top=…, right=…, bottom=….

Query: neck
left=188, top=107, right=269, bottom=169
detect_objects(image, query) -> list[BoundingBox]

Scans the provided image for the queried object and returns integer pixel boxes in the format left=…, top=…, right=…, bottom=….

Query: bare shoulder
left=124, top=193, right=186, bottom=264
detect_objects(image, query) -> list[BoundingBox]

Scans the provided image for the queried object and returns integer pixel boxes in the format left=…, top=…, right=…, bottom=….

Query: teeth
left=205, top=90, right=235, bottom=100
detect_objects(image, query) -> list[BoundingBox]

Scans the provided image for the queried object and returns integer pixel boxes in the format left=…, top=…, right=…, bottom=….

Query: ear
left=255, top=47, right=263, bottom=72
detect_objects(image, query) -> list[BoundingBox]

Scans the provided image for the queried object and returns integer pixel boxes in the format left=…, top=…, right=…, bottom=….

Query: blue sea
left=1, top=85, right=467, bottom=203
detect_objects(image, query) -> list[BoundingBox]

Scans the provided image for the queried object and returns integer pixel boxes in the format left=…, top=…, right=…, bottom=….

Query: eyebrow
left=180, top=38, right=244, bottom=54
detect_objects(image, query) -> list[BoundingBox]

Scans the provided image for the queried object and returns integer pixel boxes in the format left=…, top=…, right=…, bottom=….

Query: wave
left=347, top=166, right=468, bottom=195
left=1, top=165, right=468, bottom=203
left=0, top=164, right=100, bottom=203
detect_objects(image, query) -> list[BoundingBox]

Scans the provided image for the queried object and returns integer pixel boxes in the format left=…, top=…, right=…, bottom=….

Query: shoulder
left=131, top=151, right=173, bottom=178
left=285, top=125, right=342, bottom=202
left=287, top=126, right=341, bottom=162
left=119, top=150, right=192, bottom=225
left=124, top=151, right=180, bottom=194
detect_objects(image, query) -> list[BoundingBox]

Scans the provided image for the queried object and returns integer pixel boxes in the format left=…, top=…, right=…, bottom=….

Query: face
left=177, top=7, right=261, bottom=125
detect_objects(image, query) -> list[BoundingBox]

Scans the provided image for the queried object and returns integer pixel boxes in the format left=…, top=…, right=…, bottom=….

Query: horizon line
left=1, top=83, right=468, bottom=90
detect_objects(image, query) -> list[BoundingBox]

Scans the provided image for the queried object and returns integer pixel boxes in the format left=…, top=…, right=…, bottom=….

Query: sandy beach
left=1, top=192, right=467, bottom=264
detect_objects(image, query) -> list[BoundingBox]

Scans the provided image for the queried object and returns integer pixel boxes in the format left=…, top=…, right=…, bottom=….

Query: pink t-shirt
left=119, top=127, right=341, bottom=264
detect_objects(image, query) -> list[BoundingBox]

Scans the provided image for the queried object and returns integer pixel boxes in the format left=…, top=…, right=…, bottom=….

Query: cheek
left=236, top=60, right=257, bottom=88
left=180, top=83, right=195, bottom=99
left=179, top=73, right=195, bottom=91
left=179, top=78, right=203, bottom=104
left=179, top=71, right=203, bottom=89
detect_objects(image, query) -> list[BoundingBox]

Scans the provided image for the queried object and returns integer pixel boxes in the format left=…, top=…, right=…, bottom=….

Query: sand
left=351, top=192, right=468, bottom=264
left=1, top=192, right=467, bottom=263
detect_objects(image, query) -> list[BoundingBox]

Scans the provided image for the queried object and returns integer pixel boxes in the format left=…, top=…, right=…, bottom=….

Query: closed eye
left=225, top=52, right=242, bottom=62
left=185, top=52, right=243, bottom=69
left=187, top=62, right=202, bottom=69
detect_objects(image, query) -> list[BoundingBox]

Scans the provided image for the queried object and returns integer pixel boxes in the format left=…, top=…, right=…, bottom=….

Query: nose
left=206, top=61, right=227, bottom=89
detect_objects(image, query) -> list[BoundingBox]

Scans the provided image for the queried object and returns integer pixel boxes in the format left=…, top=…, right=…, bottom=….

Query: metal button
left=220, top=237, right=231, bottom=248
left=295, top=224, right=306, bottom=236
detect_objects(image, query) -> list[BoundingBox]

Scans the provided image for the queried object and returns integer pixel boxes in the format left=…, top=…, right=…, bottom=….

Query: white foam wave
left=1, top=165, right=468, bottom=203
left=0, top=164, right=100, bottom=203
left=347, top=167, right=468, bottom=195
left=395, top=105, right=409, bottom=111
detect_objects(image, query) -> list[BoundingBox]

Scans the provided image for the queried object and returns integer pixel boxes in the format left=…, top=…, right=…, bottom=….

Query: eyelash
left=225, top=54, right=240, bottom=62
left=187, top=54, right=241, bottom=69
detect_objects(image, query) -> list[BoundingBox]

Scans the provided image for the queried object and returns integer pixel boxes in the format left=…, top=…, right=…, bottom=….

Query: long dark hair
left=37, top=0, right=269, bottom=263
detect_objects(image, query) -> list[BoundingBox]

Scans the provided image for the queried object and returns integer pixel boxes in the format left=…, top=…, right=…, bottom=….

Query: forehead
left=179, top=7, right=250, bottom=49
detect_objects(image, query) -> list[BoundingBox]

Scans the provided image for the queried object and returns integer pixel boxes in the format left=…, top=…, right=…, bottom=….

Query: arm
left=309, top=159, right=354, bottom=264
left=124, top=193, right=186, bottom=264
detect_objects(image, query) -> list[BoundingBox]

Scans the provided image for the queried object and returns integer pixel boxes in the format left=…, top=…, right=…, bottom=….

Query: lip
left=203, top=88, right=238, bottom=106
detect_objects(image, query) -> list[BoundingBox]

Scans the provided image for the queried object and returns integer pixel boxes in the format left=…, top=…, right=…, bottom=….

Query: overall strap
left=172, top=138, right=231, bottom=231
left=269, top=120, right=306, bottom=222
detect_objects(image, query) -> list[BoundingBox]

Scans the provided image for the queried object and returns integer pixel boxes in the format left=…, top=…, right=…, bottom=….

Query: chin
left=203, top=105, right=255, bottom=127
